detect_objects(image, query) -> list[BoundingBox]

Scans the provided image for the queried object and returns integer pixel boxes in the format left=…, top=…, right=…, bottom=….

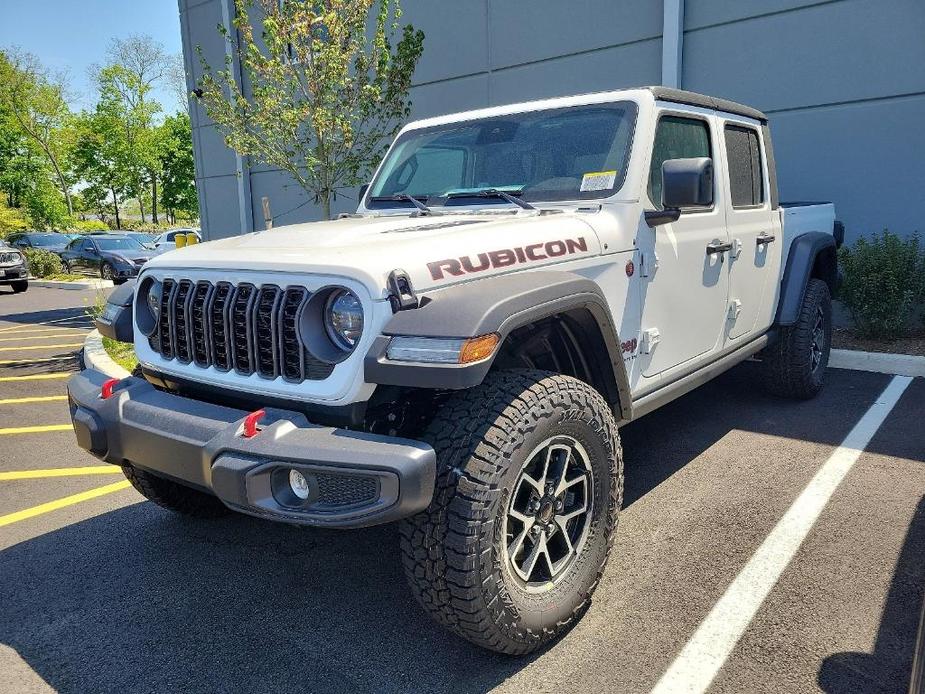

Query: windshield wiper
left=370, top=194, right=441, bottom=216
left=444, top=188, right=536, bottom=210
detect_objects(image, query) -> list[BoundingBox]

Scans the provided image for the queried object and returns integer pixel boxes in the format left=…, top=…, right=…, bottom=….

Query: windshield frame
left=364, top=100, right=639, bottom=211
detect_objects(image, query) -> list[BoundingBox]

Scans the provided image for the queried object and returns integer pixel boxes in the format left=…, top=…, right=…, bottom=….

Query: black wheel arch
left=364, top=271, right=632, bottom=420
left=775, top=231, right=837, bottom=328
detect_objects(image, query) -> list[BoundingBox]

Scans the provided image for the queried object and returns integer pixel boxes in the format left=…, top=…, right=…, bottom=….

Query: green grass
left=42, top=273, right=86, bottom=282
left=102, top=336, right=138, bottom=373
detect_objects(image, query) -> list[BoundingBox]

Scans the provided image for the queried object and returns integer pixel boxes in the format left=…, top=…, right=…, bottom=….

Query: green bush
left=838, top=230, right=925, bottom=339
left=22, top=248, right=63, bottom=278
left=71, top=219, right=110, bottom=232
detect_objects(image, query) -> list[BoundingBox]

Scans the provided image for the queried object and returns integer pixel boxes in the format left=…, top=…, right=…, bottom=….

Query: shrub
left=22, top=248, right=63, bottom=278
left=838, top=230, right=924, bottom=339
left=71, top=219, right=110, bottom=232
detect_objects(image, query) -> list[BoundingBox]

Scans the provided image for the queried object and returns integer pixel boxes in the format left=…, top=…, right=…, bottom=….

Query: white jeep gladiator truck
left=71, top=87, right=842, bottom=655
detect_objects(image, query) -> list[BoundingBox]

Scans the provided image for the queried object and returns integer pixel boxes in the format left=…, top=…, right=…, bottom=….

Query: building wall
left=179, top=0, right=924, bottom=242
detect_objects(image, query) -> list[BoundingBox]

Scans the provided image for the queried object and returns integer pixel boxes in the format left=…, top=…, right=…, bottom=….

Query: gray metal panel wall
left=179, top=0, right=923, bottom=242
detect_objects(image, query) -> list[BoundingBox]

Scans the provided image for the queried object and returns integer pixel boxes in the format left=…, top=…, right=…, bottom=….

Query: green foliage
left=159, top=113, right=199, bottom=221
left=838, top=230, right=925, bottom=339
left=197, top=0, right=424, bottom=219
left=22, top=247, right=63, bottom=278
left=71, top=219, right=110, bottom=232
left=0, top=199, right=30, bottom=235
left=103, top=336, right=139, bottom=373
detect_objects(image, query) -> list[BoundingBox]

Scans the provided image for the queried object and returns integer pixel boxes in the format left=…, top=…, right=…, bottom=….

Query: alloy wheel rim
left=810, top=306, right=826, bottom=372
left=102, top=265, right=111, bottom=279
left=502, top=435, right=593, bottom=592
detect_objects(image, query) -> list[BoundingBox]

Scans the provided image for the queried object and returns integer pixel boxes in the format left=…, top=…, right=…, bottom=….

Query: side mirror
left=645, top=157, right=714, bottom=227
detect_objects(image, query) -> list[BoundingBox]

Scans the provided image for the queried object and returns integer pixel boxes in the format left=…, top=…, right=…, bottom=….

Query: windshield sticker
left=580, top=170, right=617, bottom=192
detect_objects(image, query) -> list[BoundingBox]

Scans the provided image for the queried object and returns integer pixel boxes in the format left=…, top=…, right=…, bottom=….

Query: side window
left=649, top=116, right=711, bottom=208
left=724, top=125, right=764, bottom=208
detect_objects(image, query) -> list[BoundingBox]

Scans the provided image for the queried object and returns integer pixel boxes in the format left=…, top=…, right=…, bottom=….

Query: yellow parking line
left=0, top=466, right=123, bottom=480
left=0, top=480, right=132, bottom=527
left=0, top=395, right=68, bottom=405
left=0, top=372, right=72, bottom=382
left=0, top=327, right=87, bottom=337
left=0, top=333, right=82, bottom=342
left=0, top=424, right=73, bottom=435
left=0, top=343, right=83, bottom=352
left=0, top=356, right=77, bottom=365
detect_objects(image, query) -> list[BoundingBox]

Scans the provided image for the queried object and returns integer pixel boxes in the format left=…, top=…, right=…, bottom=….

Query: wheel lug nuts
left=555, top=500, right=563, bottom=511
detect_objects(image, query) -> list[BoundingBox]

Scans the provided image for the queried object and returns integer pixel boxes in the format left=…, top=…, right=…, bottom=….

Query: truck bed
left=779, top=201, right=837, bottom=261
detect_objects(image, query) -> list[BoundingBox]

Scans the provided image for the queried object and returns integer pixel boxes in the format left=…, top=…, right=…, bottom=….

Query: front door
left=637, top=112, right=730, bottom=379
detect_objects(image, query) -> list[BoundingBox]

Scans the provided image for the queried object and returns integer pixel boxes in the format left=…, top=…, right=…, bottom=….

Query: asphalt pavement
left=0, top=284, right=922, bottom=694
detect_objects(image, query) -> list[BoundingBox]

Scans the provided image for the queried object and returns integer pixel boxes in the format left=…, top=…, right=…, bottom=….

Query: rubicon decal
left=428, top=237, right=589, bottom=280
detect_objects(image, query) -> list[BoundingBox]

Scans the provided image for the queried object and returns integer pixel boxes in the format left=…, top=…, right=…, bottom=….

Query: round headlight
left=146, top=280, right=163, bottom=320
left=135, top=278, right=162, bottom=337
left=324, top=289, right=363, bottom=351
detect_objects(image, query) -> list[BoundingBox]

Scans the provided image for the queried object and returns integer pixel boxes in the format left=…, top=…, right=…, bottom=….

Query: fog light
left=289, top=469, right=310, bottom=500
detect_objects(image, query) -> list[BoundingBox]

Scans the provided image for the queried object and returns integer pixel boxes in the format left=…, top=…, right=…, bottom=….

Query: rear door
left=720, top=121, right=780, bottom=340
left=637, top=110, right=731, bottom=379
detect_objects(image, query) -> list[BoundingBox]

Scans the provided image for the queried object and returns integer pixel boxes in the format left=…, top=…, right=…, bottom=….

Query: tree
left=0, top=49, right=75, bottom=216
left=158, top=113, right=199, bottom=223
left=196, top=0, right=424, bottom=220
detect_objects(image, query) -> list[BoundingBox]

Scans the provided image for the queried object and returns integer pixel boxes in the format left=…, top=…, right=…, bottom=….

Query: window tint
left=724, top=125, right=764, bottom=207
left=649, top=116, right=711, bottom=208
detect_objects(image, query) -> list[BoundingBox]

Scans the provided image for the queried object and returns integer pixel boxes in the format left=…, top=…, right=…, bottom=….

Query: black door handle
left=756, top=232, right=776, bottom=246
left=706, top=240, right=733, bottom=255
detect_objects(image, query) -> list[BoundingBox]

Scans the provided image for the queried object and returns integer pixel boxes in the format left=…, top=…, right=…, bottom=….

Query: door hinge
left=641, top=327, right=661, bottom=354
left=640, top=250, right=659, bottom=278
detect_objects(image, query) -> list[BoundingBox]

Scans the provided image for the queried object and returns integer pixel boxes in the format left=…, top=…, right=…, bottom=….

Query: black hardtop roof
left=645, top=86, right=767, bottom=122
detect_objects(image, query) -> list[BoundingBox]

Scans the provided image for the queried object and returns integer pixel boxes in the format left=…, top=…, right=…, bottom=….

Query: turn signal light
left=459, top=333, right=500, bottom=364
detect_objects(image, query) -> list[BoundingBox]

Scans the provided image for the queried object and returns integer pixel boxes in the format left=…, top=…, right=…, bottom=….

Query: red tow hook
left=242, top=409, right=266, bottom=438
left=100, top=378, right=121, bottom=399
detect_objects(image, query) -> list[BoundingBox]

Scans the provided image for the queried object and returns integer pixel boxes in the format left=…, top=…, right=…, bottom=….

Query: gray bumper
left=67, top=369, right=436, bottom=528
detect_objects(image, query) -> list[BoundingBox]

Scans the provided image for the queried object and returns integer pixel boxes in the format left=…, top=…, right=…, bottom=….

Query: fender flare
left=364, top=271, right=633, bottom=420
left=95, top=279, right=136, bottom=343
left=775, top=232, right=837, bottom=327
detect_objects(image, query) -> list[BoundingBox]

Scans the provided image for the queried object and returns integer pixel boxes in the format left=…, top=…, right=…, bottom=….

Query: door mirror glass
left=661, top=157, right=713, bottom=208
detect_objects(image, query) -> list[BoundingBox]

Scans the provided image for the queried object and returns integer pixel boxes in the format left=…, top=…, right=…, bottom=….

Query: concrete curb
left=830, top=348, right=925, bottom=378
left=82, top=329, right=130, bottom=379
left=30, top=278, right=114, bottom=291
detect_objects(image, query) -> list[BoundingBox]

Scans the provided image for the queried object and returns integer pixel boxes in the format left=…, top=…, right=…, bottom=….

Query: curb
left=30, top=278, right=114, bottom=291
left=830, top=348, right=925, bottom=378
left=82, top=329, right=130, bottom=379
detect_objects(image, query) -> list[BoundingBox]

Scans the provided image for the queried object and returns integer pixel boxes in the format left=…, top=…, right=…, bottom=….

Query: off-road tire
left=399, top=370, right=623, bottom=655
left=123, top=465, right=229, bottom=518
left=11, top=280, right=27, bottom=293
left=762, top=278, right=832, bottom=399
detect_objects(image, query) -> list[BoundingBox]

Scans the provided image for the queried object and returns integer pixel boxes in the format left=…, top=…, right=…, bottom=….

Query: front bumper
left=67, top=369, right=436, bottom=528
left=0, top=265, right=27, bottom=283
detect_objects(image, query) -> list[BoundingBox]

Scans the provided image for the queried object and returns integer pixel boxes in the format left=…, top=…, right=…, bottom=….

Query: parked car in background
left=7, top=231, right=73, bottom=257
left=0, top=240, right=28, bottom=293
left=59, top=234, right=154, bottom=284
left=152, top=228, right=201, bottom=254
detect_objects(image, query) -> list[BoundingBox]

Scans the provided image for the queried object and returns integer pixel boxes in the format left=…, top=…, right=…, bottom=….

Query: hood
left=105, top=248, right=155, bottom=262
left=145, top=211, right=603, bottom=299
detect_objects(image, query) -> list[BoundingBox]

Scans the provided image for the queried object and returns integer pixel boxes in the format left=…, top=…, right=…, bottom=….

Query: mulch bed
left=832, top=328, right=925, bottom=357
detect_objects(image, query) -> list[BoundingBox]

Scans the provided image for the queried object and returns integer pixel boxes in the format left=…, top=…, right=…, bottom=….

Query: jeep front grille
left=150, top=279, right=334, bottom=382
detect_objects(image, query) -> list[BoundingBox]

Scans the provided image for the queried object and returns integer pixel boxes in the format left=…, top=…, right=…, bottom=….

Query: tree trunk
left=322, top=193, right=331, bottom=221
left=111, top=186, right=121, bottom=229
left=151, top=172, right=159, bottom=224
left=137, top=188, right=146, bottom=224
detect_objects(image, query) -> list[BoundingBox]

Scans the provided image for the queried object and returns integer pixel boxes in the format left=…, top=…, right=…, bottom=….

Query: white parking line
left=651, top=375, right=913, bottom=694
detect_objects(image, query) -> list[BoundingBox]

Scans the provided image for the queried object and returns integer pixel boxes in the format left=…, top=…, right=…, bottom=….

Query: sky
left=0, top=0, right=185, bottom=113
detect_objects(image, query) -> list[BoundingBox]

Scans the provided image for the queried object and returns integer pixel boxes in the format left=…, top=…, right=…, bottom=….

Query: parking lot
left=0, top=284, right=923, bottom=694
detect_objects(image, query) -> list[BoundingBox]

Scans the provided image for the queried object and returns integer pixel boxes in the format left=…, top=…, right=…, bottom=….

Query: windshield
left=96, top=237, right=144, bottom=251
left=29, top=234, right=65, bottom=247
left=368, top=101, right=637, bottom=208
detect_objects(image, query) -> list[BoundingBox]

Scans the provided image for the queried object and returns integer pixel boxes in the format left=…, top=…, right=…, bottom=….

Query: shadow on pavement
left=817, top=496, right=925, bottom=693
left=0, top=306, right=94, bottom=328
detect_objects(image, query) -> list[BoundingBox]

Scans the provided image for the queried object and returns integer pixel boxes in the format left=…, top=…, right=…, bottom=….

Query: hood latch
left=387, top=269, right=419, bottom=313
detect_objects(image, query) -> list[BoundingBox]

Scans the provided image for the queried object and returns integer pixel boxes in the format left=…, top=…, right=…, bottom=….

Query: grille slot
left=150, top=278, right=334, bottom=383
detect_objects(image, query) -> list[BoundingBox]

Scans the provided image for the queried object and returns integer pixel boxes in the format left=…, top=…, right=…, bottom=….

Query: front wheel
left=761, top=278, right=832, bottom=399
left=100, top=262, right=113, bottom=281
left=123, top=466, right=229, bottom=518
left=11, top=280, right=27, bottom=293
left=400, top=370, right=622, bottom=655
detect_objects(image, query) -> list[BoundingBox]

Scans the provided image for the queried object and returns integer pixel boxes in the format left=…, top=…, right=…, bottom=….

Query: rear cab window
left=723, top=124, right=765, bottom=208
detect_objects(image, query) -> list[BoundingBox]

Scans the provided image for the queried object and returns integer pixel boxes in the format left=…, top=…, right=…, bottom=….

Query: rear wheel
left=761, top=278, right=832, bottom=399
left=400, top=370, right=622, bottom=654
left=123, top=466, right=229, bottom=518
left=62, top=259, right=72, bottom=273
left=11, top=280, right=27, bottom=293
